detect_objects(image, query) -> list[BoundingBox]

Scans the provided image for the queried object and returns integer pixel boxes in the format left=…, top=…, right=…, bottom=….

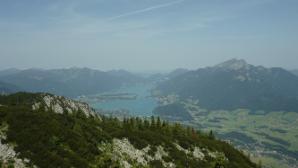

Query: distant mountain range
left=291, top=69, right=298, bottom=76
left=167, top=68, right=189, bottom=79
left=145, top=68, right=189, bottom=84
left=0, top=68, right=143, bottom=97
left=0, top=68, right=20, bottom=77
left=156, top=59, right=298, bottom=112
left=0, top=81, right=19, bottom=94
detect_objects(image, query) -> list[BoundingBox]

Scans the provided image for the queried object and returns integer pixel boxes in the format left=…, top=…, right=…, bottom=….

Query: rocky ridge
left=32, top=94, right=97, bottom=117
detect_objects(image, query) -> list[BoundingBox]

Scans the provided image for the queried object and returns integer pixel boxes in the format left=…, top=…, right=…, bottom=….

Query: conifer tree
left=209, top=130, right=215, bottom=139
left=150, top=116, right=156, bottom=129
left=156, top=117, right=161, bottom=128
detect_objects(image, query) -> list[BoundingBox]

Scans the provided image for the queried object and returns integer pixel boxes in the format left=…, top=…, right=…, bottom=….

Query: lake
left=88, top=83, right=157, bottom=117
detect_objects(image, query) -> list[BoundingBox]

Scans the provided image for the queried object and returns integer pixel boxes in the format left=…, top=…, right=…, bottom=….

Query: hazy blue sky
left=0, top=0, right=297, bottom=71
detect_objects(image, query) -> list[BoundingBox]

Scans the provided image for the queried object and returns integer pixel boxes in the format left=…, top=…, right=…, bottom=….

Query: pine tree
left=209, top=130, right=215, bottom=139
left=162, top=120, right=167, bottom=127
left=156, top=117, right=161, bottom=128
left=144, top=119, right=150, bottom=129
left=150, top=116, right=156, bottom=129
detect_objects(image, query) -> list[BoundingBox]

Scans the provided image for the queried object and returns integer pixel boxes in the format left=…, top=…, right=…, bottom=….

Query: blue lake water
left=90, top=84, right=157, bottom=117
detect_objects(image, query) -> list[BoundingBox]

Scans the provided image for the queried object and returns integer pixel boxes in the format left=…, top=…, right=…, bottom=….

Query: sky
left=0, top=0, right=298, bottom=71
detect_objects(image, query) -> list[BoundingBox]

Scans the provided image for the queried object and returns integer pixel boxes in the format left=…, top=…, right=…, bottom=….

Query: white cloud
left=106, top=0, right=185, bottom=21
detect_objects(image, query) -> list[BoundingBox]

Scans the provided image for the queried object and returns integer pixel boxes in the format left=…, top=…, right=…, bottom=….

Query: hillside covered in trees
left=0, top=92, right=257, bottom=168
left=0, top=81, right=19, bottom=95
left=156, top=59, right=298, bottom=112
left=0, top=68, right=143, bottom=97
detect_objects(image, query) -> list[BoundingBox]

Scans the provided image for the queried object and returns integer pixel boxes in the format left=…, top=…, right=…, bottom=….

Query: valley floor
left=173, top=100, right=298, bottom=168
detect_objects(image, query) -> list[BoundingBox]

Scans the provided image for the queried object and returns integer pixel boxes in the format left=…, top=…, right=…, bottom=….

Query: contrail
left=107, top=0, right=185, bottom=21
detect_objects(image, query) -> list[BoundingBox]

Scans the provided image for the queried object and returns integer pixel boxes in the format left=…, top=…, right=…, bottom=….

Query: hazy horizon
left=0, top=58, right=297, bottom=73
left=1, top=0, right=298, bottom=71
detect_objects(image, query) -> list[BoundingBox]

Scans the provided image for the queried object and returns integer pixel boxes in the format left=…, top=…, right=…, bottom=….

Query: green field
left=177, top=100, right=298, bottom=168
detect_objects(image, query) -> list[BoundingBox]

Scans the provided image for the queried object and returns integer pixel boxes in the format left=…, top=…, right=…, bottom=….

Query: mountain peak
left=215, top=59, right=250, bottom=70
